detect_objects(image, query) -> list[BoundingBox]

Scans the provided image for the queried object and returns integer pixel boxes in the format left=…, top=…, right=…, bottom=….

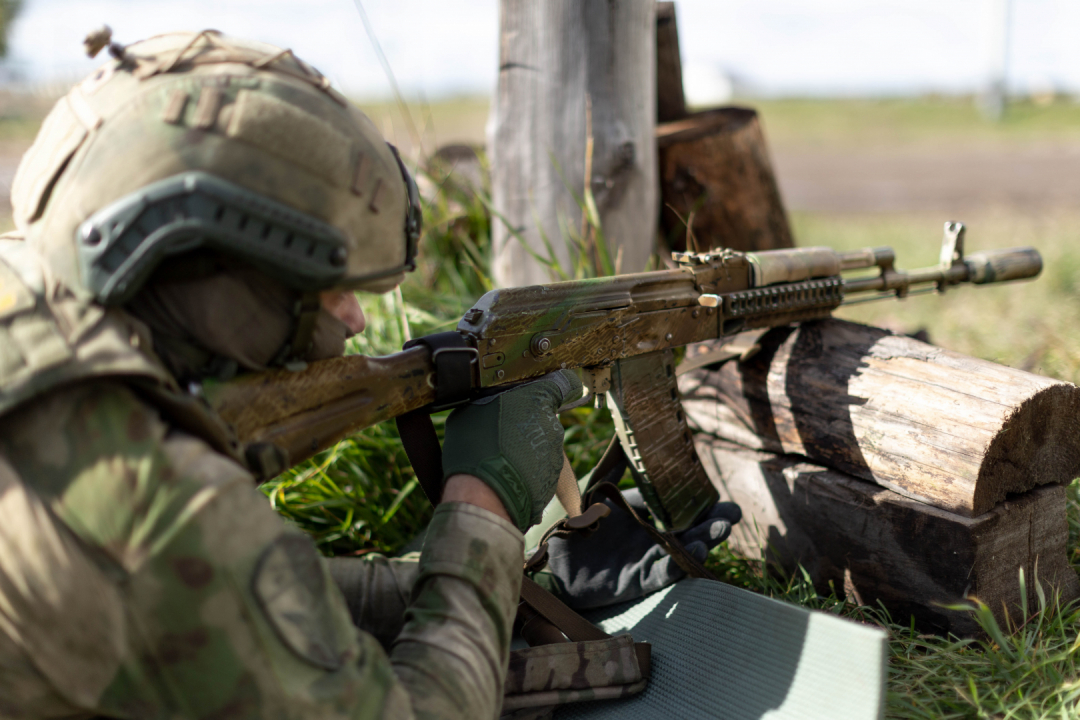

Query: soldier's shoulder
left=0, top=377, right=253, bottom=574
left=0, top=240, right=170, bottom=419
left=0, top=377, right=166, bottom=473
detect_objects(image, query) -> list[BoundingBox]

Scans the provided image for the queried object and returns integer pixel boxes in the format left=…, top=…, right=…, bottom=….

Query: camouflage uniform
left=0, top=30, right=525, bottom=720
left=0, top=256, right=524, bottom=719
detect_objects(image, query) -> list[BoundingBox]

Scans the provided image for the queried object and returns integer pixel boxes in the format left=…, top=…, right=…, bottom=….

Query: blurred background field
left=2, top=93, right=1076, bottom=387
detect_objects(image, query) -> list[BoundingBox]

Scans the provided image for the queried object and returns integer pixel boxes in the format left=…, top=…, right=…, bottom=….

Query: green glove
left=442, top=370, right=582, bottom=531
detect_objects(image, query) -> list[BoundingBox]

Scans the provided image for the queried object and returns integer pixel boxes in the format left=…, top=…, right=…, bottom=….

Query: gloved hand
left=442, top=370, right=582, bottom=531
left=542, top=488, right=741, bottom=609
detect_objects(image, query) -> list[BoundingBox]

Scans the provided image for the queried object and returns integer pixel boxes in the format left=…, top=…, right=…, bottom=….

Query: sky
left=3, top=0, right=1079, bottom=102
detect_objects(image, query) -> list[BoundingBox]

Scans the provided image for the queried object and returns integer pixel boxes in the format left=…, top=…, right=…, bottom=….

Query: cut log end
left=976, top=385, right=1080, bottom=514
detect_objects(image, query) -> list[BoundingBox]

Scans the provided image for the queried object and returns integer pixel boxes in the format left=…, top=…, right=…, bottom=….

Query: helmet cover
left=12, top=30, right=420, bottom=303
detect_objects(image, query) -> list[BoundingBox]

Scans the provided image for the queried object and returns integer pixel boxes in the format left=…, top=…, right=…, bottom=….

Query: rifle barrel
left=841, top=246, right=1041, bottom=298
left=837, top=247, right=894, bottom=271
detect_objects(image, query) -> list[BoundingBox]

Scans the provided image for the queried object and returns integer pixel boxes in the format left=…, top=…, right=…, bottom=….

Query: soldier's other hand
left=542, top=489, right=741, bottom=609
left=442, top=370, right=582, bottom=532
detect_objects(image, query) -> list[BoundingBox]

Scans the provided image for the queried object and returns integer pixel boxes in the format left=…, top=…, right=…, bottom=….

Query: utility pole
left=982, top=0, right=1011, bottom=120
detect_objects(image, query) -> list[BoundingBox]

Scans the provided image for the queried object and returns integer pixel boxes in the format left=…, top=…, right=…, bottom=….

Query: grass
left=752, top=96, right=1080, bottom=150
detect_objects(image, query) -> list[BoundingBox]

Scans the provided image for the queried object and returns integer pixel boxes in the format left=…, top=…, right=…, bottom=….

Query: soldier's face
left=320, top=290, right=366, bottom=334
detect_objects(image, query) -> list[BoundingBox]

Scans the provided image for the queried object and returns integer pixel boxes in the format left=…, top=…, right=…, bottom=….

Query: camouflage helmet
left=12, top=29, right=421, bottom=305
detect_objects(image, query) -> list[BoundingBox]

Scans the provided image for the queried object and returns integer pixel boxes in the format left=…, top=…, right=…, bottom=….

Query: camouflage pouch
left=501, top=633, right=650, bottom=715
left=499, top=577, right=651, bottom=718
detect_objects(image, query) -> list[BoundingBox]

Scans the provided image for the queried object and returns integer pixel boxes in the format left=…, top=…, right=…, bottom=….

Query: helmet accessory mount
left=77, top=171, right=351, bottom=305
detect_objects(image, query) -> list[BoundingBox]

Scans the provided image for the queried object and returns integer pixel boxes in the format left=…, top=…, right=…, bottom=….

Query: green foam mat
left=554, top=579, right=886, bottom=720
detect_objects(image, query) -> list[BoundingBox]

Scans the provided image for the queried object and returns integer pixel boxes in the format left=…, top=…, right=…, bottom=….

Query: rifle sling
left=394, top=410, right=444, bottom=505
left=519, top=575, right=610, bottom=643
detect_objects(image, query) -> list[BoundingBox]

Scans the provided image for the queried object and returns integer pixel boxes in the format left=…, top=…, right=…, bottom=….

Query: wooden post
left=489, top=0, right=657, bottom=286
left=655, top=2, right=687, bottom=123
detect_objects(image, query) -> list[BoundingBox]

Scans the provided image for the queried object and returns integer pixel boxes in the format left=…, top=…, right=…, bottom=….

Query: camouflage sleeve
left=390, top=503, right=525, bottom=720
left=0, top=382, right=523, bottom=720
left=326, top=553, right=420, bottom=648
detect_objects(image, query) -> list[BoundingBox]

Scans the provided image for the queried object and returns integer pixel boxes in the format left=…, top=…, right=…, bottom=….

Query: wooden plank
left=655, top=2, right=687, bottom=122
left=697, top=437, right=1080, bottom=636
left=679, top=319, right=1080, bottom=517
left=657, top=107, right=794, bottom=253
left=490, top=0, right=657, bottom=286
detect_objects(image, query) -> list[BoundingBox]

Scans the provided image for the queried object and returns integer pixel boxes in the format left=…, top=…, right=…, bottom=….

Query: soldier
left=0, top=30, right=737, bottom=719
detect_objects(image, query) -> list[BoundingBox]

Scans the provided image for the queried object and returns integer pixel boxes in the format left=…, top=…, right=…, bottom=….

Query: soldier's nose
left=320, top=290, right=366, bottom=334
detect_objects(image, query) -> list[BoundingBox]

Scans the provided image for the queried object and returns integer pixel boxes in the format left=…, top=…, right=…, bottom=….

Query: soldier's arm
left=326, top=477, right=517, bottom=651
left=386, top=478, right=522, bottom=719
left=0, top=382, right=520, bottom=720
left=325, top=554, right=420, bottom=648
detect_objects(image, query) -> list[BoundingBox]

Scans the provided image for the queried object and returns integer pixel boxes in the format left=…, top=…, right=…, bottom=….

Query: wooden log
left=489, top=0, right=657, bottom=286
left=696, top=438, right=1080, bottom=636
left=679, top=318, right=1080, bottom=517
left=658, top=107, right=794, bottom=253
left=655, top=2, right=687, bottom=123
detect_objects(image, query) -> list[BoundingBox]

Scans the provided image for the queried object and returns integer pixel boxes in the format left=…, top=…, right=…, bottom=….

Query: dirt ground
left=772, top=142, right=1080, bottom=214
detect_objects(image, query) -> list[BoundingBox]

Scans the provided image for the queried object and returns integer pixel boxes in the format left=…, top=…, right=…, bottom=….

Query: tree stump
left=658, top=108, right=794, bottom=253
left=680, top=319, right=1080, bottom=517
left=489, top=0, right=657, bottom=286
left=655, top=2, right=687, bottom=123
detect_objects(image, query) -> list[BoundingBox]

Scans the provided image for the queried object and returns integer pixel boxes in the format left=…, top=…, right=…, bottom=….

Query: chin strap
left=272, top=291, right=321, bottom=368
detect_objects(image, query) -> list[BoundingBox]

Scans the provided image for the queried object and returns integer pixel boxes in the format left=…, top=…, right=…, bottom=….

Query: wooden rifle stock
left=203, top=347, right=435, bottom=468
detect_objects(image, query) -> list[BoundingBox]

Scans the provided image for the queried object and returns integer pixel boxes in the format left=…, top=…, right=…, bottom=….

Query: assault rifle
left=204, top=222, right=1041, bottom=530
